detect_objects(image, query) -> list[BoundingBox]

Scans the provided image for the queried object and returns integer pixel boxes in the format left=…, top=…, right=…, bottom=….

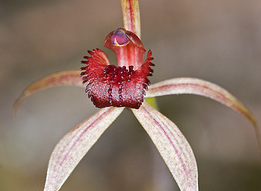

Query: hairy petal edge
left=81, top=48, right=154, bottom=109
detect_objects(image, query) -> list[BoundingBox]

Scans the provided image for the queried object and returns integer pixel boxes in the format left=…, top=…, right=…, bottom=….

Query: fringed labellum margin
left=80, top=28, right=154, bottom=109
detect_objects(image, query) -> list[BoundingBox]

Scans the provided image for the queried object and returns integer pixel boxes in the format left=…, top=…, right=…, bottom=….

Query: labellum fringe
left=80, top=28, right=154, bottom=109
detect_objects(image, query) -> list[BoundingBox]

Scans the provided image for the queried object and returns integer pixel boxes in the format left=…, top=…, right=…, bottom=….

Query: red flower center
left=80, top=28, right=154, bottom=109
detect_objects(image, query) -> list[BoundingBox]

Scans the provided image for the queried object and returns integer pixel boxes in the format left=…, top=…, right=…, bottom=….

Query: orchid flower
left=14, top=0, right=260, bottom=191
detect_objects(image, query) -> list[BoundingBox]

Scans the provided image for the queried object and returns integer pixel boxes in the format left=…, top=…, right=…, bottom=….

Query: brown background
left=1, top=0, right=261, bottom=190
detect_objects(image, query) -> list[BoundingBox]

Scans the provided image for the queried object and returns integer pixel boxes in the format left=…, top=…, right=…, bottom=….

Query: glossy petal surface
left=44, top=107, right=124, bottom=191
left=14, top=70, right=83, bottom=114
left=132, top=102, right=198, bottom=191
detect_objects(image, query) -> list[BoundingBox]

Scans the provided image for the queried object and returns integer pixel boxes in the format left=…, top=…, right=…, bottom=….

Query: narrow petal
left=14, top=70, right=84, bottom=115
left=132, top=102, right=198, bottom=191
left=44, top=107, right=124, bottom=191
left=121, top=0, right=141, bottom=37
left=146, top=78, right=261, bottom=150
left=147, top=78, right=257, bottom=126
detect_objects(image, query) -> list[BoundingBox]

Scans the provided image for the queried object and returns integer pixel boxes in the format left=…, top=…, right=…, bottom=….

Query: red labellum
left=81, top=28, right=154, bottom=109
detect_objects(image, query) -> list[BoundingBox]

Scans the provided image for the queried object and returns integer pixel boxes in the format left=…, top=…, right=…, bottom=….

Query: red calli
left=80, top=28, right=154, bottom=108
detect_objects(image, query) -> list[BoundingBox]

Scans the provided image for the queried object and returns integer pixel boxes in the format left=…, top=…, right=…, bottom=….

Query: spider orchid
left=14, top=0, right=260, bottom=191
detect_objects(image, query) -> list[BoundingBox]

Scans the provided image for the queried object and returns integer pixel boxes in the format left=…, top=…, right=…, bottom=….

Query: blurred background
left=1, top=0, right=261, bottom=190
